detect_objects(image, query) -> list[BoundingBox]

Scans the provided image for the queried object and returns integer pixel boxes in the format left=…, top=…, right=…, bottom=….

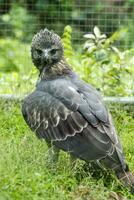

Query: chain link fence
left=0, top=0, right=133, bottom=48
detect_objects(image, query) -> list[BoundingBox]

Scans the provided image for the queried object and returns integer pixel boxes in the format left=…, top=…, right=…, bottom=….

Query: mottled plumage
left=22, top=28, right=134, bottom=193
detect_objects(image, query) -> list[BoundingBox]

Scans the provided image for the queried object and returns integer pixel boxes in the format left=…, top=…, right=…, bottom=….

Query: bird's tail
left=117, top=168, right=134, bottom=194
left=101, top=149, right=134, bottom=194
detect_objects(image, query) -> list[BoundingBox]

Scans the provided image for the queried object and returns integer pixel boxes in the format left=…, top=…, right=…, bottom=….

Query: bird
left=22, top=28, right=134, bottom=194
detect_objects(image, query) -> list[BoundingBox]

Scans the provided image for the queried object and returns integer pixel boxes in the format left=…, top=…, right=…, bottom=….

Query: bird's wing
left=22, top=90, right=88, bottom=141
left=22, top=78, right=118, bottom=145
left=72, top=78, right=118, bottom=144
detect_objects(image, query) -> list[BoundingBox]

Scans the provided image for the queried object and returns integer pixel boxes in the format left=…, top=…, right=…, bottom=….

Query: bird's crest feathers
left=31, top=28, right=61, bottom=47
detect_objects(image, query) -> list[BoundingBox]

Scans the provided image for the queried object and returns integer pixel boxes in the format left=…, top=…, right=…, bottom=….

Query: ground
left=0, top=101, right=134, bottom=200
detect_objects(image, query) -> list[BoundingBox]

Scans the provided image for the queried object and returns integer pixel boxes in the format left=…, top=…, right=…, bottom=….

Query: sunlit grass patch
left=0, top=101, right=133, bottom=200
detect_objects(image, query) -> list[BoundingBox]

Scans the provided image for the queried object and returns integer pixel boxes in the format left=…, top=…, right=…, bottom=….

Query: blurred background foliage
left=63, top=26, right=134, bottom=96
left=0, top=0, right=133, bottom=96
left=0, top=0, right=133, bottom=46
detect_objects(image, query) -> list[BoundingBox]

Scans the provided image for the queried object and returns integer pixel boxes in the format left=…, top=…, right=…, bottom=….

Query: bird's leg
left=46, top=141, right=60, bottom=170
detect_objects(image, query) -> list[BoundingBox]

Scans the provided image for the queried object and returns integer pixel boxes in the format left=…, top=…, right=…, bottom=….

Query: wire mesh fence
left=0, top=0, right=133, bottom=47
left=0, top=1, right=134, bottom=99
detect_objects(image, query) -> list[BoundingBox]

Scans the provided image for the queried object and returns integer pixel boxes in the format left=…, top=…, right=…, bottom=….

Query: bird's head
left=31, top=28, right=63, bottom=72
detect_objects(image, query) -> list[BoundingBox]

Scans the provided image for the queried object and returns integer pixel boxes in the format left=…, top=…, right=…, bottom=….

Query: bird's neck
left=40, top=57, right=73, bottom=80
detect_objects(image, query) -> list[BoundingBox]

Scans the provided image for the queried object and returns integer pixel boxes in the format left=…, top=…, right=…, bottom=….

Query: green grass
left=0, top=101, right=134, bottom=200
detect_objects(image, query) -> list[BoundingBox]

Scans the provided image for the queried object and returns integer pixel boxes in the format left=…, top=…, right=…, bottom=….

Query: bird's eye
left=36, top=49, right=42, bottom=55
left=50, top=49, right=57, bottom=55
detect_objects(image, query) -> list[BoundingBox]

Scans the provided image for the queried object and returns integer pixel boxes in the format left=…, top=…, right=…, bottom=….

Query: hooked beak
left=41, top=50, right=51, bottom=65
